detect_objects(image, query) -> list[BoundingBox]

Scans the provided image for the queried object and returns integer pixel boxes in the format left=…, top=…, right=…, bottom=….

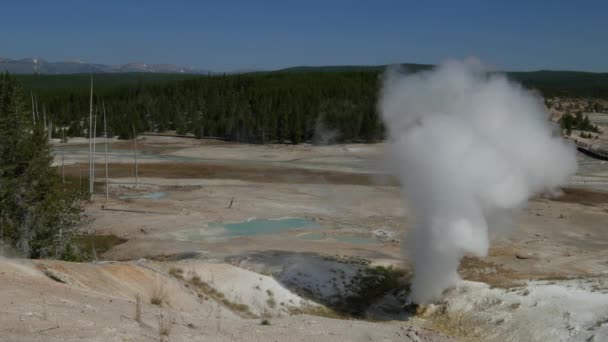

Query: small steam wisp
left=379, top=60, right=577, bottom=304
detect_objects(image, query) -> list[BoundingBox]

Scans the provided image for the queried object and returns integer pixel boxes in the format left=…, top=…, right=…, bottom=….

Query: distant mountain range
left=1, top=56, right=606, bottom=76
left=278, top=63, right=433, bottom=73
left=0, top=57, right=212, bottom=74
left=279, top=64, right=608, bottom=75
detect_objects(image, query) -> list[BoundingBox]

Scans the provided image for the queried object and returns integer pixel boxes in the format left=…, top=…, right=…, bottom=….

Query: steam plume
left=379, top=60, right=577, bottom=304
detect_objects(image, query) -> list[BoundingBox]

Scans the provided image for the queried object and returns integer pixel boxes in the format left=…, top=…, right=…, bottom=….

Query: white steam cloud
left=379, top=60, right=577, bottom=304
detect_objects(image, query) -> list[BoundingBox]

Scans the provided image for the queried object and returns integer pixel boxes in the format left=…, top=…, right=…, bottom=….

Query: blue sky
left=1, top=0, right=606, bottom=72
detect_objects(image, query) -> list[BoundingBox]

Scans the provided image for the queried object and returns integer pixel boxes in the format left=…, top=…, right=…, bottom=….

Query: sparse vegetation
left=188, top=274, right=255, bottom=317
left=150, top=281, right=169, bottom=306
left=332, top=265, right=408, bottom=317
left=579, top=132, right=598, bottom=139
left=221, top=299, right=250, bottom=313
left=286, top=261, right=409, bottom=319
left=70, top=234, right=127, bottom=261
left=260, top=308, right=273, bottom=325
left=169, top=267, right=184, bottom=280
left=559, top=111, right=600, bottom=135
left=288, top=304, right=344, bottom=319
left=135, top=294, right=142, bottom=323
left=157, top=310, right=172, bottom=341
left=38, top=266, right=66, bottom=284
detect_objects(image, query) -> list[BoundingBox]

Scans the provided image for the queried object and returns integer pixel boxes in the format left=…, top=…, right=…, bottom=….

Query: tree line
left=20, top=69, right=608, bottom=144
left=35, top=71, right=383, bottom=143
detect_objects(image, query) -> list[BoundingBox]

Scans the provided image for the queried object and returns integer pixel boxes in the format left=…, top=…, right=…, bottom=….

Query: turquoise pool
left=172, top=218, right=320, bottom=241
left=120, top=191, right=168, bottom=200
left=297, top=232, right=377, bottom=245
left=211, top=218, right=319, bottom=237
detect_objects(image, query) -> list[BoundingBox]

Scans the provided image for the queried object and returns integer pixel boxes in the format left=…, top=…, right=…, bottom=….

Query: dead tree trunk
left=88, top=75, right=94, bottom=198
left=103, top=100, right=109, bottom=201
left=30, top=92, right=36, bottom=125
left=93, top=111, right=97, bottom=193
left=132, top=125, right=138, bottom=189
left=61, top=129, right=65, bottom=184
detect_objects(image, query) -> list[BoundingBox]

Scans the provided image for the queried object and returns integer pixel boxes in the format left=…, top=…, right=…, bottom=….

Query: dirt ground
left=77, top=137, right=608, bottom=285
left=2, top=136, right=608, bottom=341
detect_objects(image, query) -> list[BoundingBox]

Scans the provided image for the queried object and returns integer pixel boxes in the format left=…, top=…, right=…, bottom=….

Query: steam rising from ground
left=379, top=60, right=577, bottom=304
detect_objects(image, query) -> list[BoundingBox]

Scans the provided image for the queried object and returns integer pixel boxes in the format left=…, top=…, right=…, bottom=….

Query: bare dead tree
left=34, top=94, right=39, bottom=122
left=43, top=105, right=47, bottom=132
left=132, top=125, right=138, bottom=188
left=0, top=218, right=3, bottom=257
left=30, top=92, right=36, bottom=125
left=93, top=110, right=97, bottom=193
left=61, top=129, right=65, bottom=184
left=103, top=100, right=109, bottom=201
left=48, top=120, right=52, bottom=141
left=135, top=294, right=142, bottom=323
left=88, top=75, right=94, bottom=198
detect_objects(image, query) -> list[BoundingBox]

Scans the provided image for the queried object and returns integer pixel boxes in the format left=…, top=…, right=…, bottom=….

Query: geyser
left=379, top=60, right=577, bottom=304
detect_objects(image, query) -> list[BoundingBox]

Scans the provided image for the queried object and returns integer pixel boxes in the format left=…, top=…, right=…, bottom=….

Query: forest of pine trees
left=19, top=69, right=608, bottom=144
left=559, top=111, right=601, bottom=136
left=0, top=73, right=81, bottom=259
left=34, top=72, right=384, bottom=143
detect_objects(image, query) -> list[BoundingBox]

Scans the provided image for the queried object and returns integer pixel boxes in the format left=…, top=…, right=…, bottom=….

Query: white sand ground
left=0, top=257, right=450, bottom=342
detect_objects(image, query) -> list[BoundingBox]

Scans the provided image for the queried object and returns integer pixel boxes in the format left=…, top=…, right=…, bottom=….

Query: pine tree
left=0, top=73, right=81, bottom=259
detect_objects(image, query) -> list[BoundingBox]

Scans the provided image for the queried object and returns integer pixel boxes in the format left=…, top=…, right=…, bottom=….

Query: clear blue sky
left=1, top=0, right=606, bottom=72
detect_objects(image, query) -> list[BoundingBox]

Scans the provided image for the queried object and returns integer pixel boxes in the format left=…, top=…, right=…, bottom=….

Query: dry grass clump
left=265, top=288, right=276, bottom=308
left=221, top=299, right=250, bottom=313
left=169, top=267, right=184, bottom=280
left=150, top=280, right=169, bottom=306
left=288, top=304, right=343, bottom=319
left=260, top=308, right=272, bottom=325
left=188, top=274, right=254, bottom=317
left=157, top=310, right=173, bottom=341
left=135, top=294, right=142, bottom=323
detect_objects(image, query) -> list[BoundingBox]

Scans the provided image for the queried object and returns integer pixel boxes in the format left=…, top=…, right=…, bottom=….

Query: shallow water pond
left=172, top=218, right=320, bottom=241
left=333, top=235, right=377, bottom=245
left=215, top=218, right=319, bottom=236
left=171, top=218, right=378, bottom=246
left=297, top=232, right=326, bottom=241
left=119, top=191, right=168, bottom=200
left=298, top=232, right=377, bottom=245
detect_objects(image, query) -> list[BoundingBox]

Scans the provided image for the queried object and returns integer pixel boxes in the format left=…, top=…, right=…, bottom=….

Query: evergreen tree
left=0, top=73, right=81, bottom=259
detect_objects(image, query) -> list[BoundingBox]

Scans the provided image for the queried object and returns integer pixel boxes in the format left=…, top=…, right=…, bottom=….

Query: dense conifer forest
left=14, top=67, right=608, bottom=143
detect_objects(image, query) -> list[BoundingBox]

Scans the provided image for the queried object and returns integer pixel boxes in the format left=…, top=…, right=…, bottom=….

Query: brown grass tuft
left=157, top=310, right=172, bottom=341
left=150, top=280, right=169, bottom=306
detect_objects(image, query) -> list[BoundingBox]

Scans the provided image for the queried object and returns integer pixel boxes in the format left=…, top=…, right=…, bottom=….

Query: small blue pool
left=120, top=191, right=168, bottom=200
left=211, top=218, right=320, bottom=237
left=172, top=218, right=320, bottom=241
